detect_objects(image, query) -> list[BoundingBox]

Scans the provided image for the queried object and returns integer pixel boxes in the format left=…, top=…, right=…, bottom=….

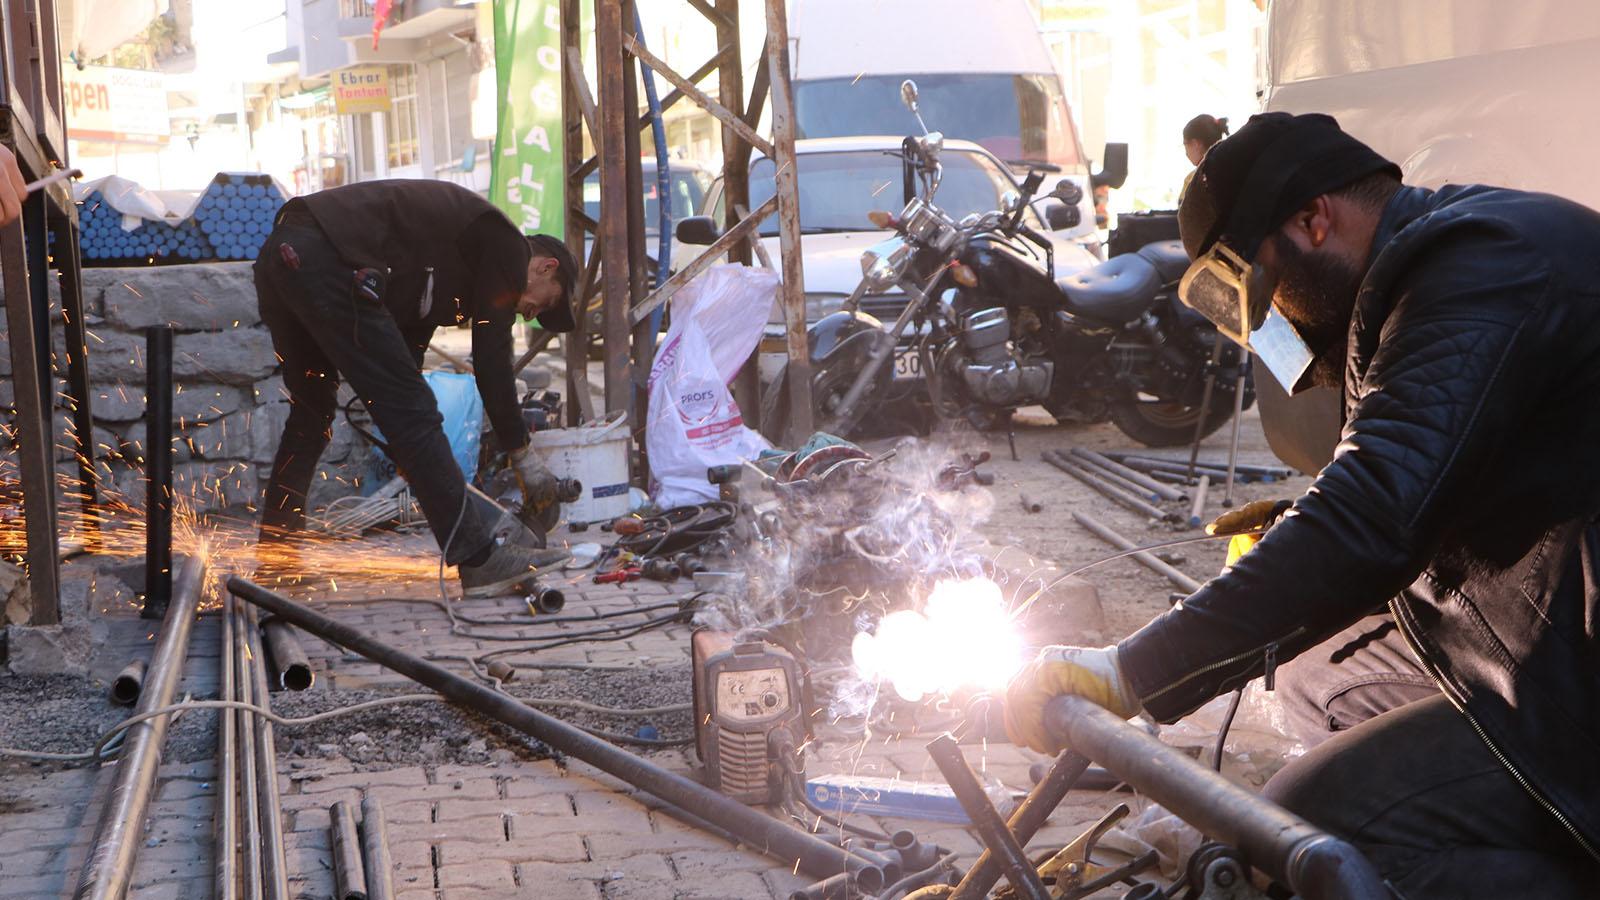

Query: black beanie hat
left=1178, top=112, right=1401, bottom=262
left=525, top=233, right=579, bottom=333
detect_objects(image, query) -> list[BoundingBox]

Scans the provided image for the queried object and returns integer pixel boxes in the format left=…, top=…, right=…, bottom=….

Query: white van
left=787, top=0, right=1108, bottom=246
left=1256, top=0, right=1600, bottom=472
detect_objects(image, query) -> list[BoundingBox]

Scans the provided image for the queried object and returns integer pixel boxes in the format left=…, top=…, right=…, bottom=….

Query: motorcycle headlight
left=861, top=237, right=913, bottom=292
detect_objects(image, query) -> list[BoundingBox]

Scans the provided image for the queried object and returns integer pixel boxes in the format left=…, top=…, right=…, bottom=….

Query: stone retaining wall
left=0, top=262, right=371, bottom=517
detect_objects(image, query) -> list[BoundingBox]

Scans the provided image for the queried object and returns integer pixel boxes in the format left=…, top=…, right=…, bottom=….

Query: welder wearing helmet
left=253, top=179, right=577, bottom=597
left=1006, top=113, right=1600, bottom=898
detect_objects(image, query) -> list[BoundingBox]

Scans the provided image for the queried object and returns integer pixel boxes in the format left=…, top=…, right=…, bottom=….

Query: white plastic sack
left=647, top=265, right=777, bottom=507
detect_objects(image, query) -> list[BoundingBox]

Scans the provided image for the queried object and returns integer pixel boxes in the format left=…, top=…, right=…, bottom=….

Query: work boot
left=458, top=542, right=570, bottom=598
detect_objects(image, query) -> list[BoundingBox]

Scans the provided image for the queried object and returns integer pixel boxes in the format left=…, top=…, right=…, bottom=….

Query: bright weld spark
left=851, top=576, right=1021, bottom=703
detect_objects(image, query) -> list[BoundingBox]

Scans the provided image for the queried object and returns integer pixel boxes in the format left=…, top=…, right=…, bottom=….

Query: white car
left=673, top=136, right=1102, bottom=379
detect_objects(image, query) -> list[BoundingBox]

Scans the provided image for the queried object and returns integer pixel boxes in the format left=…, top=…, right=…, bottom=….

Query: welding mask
left=1178, top=240, right=1315, bottom=393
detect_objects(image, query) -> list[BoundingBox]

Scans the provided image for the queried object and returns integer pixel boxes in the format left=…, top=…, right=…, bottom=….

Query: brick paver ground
left=0, top=533, right=1128, bottom=899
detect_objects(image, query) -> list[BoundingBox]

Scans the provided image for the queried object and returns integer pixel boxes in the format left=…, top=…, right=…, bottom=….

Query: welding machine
left=691, top=631, right=807, bottom=804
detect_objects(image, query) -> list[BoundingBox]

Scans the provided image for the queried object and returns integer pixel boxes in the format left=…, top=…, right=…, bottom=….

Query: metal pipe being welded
left=925, top=735, right=1052, bottom=900
left=261, top=617, right=314, bottom=691
left=141, top=325, right=174, bottom=620
left=331, top=800, right=368, bottom=900
left=1044, top=695, right=1391, bottom=900
left=75, top=554, right=207, bottom=900
left=225, top=576, right=885, bottom=892
left=359, top=796, right=395, bottom=900
left=109, top=659, right=147, bottom=706
left=243, top=600, right=292, bottom=900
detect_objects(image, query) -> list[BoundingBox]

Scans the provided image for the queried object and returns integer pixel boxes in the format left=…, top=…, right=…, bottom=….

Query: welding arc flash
left=852, top=578, right=1022, bottom=702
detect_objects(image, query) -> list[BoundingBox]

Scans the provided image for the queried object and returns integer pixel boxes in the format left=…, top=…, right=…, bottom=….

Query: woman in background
left=1180, top=114, right=1229, bottom=201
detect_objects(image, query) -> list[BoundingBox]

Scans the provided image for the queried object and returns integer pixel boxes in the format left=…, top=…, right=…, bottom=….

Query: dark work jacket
left=286, top=180, right=532, bottom=450
left=1118, top=185, right=1600, bottom=857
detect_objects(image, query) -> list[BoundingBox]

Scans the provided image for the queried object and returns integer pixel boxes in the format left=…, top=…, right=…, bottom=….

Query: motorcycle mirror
left=1051, top=179, right=1084, bottom=206
left=1045, top=202, right=1081, bottom=231
left=900, top=79, right=920, bottom=113
left=675, top=215, right=721, bottom=246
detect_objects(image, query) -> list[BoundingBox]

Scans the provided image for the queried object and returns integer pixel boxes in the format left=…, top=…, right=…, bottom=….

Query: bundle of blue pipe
left=75, top=172, right=285, bottom=266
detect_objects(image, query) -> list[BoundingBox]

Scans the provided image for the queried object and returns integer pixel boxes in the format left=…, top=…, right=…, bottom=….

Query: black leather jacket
left=1118, top=184, right=1600, bottom=856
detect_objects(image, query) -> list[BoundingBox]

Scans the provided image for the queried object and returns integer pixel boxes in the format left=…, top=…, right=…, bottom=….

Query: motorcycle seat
left=1136, top=240, right=1190, bottom=283
left=1057, top=253, right=1162, bottom=323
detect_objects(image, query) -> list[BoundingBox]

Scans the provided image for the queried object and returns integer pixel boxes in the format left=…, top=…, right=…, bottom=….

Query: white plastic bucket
left=529, top=413, right=631, bottom=525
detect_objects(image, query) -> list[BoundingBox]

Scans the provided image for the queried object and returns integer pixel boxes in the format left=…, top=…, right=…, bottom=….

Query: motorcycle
left=763, top=80, right=1252, bottom=447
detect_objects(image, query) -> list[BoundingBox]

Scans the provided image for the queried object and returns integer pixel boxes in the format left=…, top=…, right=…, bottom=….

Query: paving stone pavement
left=0, top=534, right=1132, bottom=899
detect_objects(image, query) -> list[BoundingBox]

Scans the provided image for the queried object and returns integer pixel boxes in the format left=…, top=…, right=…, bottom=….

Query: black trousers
left=253, top=222, right=494, bottom=565
left=1264, top=694, right=1599, bottom=899
left=1275, top=613, right=1440, bottom=747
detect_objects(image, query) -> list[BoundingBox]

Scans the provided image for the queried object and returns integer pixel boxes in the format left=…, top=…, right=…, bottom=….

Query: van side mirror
left=1091, top=142, right=1129, bottom=190
left=676, top=216, right=720, bottom=246
left=1045, top=202, right=1081, bottom=231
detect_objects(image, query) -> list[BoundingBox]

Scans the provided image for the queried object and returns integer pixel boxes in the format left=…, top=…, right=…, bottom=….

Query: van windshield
left=747, top=149, right=1038, bottom=236
left=794, top=73, right=1083, bottom=170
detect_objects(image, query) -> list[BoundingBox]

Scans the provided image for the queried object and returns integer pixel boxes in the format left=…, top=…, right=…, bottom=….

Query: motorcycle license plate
left=892, top=347, right=921, bottom=380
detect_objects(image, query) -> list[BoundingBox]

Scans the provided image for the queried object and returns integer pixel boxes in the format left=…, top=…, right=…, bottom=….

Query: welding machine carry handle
left=1044, top=695, right=1391, bottom=900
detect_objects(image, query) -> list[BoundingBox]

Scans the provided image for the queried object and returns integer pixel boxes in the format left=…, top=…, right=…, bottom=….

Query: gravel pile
left=0, top=664, right=694, bottom=774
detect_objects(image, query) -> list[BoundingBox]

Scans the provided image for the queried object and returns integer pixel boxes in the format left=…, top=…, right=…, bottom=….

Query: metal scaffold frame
left=1, top=0, right=90, bottom=626
left=559, top=0, right=812, bottom=474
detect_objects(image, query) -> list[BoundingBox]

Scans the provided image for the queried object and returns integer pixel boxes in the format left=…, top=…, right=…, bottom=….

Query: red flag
left=372, top=0, right=394, bottom=50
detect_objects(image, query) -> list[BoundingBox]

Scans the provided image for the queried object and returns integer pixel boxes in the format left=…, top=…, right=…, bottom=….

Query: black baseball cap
left=1179, top=112, right=1401, bottom=262
left=526, top=233, right=579, bottom=333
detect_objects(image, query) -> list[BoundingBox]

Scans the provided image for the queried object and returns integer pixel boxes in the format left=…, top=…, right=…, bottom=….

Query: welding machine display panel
left=716, top=668, right=792, bottom=722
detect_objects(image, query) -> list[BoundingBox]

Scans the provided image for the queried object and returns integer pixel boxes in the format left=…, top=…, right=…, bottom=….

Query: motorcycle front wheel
left=1108, top=388, right=1236, bottom=447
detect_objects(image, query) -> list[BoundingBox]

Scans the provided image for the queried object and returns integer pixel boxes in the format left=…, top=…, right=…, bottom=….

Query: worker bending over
left=1007, top=113, right=1600, bottom=898
left=253, top=179, right=576, bottom=597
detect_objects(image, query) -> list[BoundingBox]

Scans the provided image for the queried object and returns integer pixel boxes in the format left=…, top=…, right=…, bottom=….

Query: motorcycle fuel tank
left=958, top=235, right=1062, bottom=310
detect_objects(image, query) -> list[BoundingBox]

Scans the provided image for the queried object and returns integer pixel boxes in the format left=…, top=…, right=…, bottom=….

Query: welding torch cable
left=473, top=609, right=692, bottom=662
left=347, top=596, right=681, bottom=627
left=1007, top=527, right=1268, bottom=620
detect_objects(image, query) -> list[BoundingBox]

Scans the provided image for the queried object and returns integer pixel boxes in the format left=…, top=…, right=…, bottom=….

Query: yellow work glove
left=1206, top=499, right=1293, bottom=567
left=1004, top=646, right=1142, bottom=754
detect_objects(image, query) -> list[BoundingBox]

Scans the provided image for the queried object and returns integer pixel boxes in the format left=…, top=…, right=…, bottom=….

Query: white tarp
left=59, top=0, right=170, bottom=64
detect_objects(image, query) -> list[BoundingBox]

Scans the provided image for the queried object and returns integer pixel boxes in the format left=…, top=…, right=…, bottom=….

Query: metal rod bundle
left=1072, top=512, right=1203, bottom=594
left=1044, top=696, right=1391, bottom=900
left=75, top=554, right=207, bottom=900
left=225, top=577, right=885, bottom=892
left=1069, top=448, right=1187, bottom=502
left=261, top=617, right=314, bottom=691
left=359, top=796, right=395, bottom=900
left=1060, top=450, right=1163, bottom=501
left=109, top=659, right=147, bottom=706
left=925, top=736, right=1052, bottom=900
left=1042, top=451, right=1176, bottom=523
left=331, top=801, right=368, bottom=900
left=142, top=325, right=174, bottom=619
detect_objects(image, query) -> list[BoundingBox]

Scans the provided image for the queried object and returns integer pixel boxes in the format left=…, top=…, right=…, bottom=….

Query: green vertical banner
left=490, top=0, right=564, bottom=239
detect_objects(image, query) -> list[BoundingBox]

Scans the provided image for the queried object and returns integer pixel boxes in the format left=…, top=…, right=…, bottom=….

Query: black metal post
left=225, top=577, right=884, bottom=891
left=142, top=326, right=174, bottom=619
left=925, top=735, right=1052, bottom=900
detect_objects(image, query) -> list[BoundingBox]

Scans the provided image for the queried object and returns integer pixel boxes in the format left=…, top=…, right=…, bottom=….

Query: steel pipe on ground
left=75, top=554, right=207, bottom=900
left=109, top=659, right=146, bottom=706
left=243, top=600, right=292, bottom=900
left=1043, top=452, right=1175, bottom=523
left=359, top=796, right=395, bottom=900
left=225, top=577, right=884, bottom=891
left=1072, top=512, right=1203, bottom=594
left=215, top=592, right=238, bottom=900
left=1044, top=696, right=1391, bottom=900
left=235, top=594, right=265, bottom=900
left=261, top=617, right=314, bottom=691
left=1069, top=448, right=1187, bottom=502
left=331, top=800, right=368, bottom=900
